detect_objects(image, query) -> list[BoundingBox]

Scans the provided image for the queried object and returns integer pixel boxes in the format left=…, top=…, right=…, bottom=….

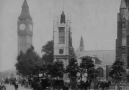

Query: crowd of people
left=0, top=75, right=112, bottom=90
left=23, top=76, right=111, bottom=90
left=0, top=77, right=29, bottom=90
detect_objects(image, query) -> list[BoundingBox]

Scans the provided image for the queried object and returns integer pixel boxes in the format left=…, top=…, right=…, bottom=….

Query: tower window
left=127, top=35, right=129, bottom=46
left=59, top=27, right=65, bottom=44
left=122, top=22, right=126, bottom=28
left=127, top=48, right=129, bottom=68
left=122, top=37, right=126, bottom=46
left=59, top=49, right=64, bottom=54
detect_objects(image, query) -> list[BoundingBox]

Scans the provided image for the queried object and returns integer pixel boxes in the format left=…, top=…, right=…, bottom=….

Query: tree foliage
left=109, top=59, right=126, bottom=83
left=42, top=40, right=53, bottom=64
left=15, top=46, right=43, bottom=76
left=80, top=56, right=94, bottom=69
left=66, top=58, right=79, bottom=78
left=48, top=61, right=65, bottom=78
left=80, top=56, right=98, bottom=80
left=66, top=58, right=79, bottom=90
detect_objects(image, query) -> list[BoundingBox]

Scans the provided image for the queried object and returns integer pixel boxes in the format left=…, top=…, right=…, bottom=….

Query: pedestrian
left=14, top=81, right=19, bottom=90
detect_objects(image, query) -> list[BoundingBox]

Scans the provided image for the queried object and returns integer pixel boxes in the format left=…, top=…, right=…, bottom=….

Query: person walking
left=14, top=81, right=18, bottom=90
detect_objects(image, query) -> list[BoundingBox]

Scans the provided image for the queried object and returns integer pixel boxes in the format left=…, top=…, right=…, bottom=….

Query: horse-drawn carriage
left=40, top=77, right=68, bottom=90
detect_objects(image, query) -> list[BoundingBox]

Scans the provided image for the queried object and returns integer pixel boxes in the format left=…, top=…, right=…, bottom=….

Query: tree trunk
left=70, top=77, right=78, bottom=90
left=115, top=84, right=121, bottom=90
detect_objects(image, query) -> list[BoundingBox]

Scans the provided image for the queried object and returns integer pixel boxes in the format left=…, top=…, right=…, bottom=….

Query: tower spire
left=79, top=36, right=84, bottom=51
left=60, top=11, right=66, bottom=23
left=120, top=0, right=126, bottom=9
left=62, top=0, right=64, bottom=11
left=22, top=0, right=29, bottom=8
left=60, top=0, right=66, bottom=24
left=19, top=0, right=31, bottom=20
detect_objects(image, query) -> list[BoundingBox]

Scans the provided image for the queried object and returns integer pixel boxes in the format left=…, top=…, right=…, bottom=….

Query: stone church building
left=53, top=11, right=74, bottom=68
left=75, top=37, right=115, bottom=80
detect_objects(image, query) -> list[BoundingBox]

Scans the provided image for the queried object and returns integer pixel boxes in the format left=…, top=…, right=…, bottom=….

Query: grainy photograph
left=0, top=0, right=128, bottom=90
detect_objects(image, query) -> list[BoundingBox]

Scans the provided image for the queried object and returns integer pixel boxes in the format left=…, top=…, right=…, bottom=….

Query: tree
left=15, top=46, right=43, bottom=76
left=66, top=58, right=79, bottom=90
left=48, top=61, right=65, bottom=78
left=66, top=58, right=79, bottom=78
left=80, top=56, right=97, bottom=79
left=42, top=40, right=53, bottom=64
left=109, top=59, right=126, bottom=90
left=80, top=56, right=98, bottom=89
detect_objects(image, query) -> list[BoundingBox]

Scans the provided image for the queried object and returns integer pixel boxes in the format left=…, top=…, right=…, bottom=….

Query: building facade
left=116, top=0, right=129, bottom=68
left=53, top=11, right=74, bottom=67
left=17, top=0, right=33, bottom=54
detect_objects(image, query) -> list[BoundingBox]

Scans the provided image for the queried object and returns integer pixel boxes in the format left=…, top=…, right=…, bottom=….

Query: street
left=5, top=84, right=32, bottom=90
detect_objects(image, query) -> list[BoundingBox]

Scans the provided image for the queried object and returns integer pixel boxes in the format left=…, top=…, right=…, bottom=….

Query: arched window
left=97, top=67, right=104, bottom=77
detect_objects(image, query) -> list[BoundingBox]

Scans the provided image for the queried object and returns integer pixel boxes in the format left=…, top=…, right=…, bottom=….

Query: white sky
left=0, top=0, right=121, bottom=71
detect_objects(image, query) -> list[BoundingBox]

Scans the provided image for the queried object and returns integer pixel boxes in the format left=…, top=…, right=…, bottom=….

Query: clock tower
left=17, top=0, right=33, bottom=54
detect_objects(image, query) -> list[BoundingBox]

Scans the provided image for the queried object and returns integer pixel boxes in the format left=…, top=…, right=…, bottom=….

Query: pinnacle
left=22, top=0, right=29, bottom=8
left=19, top=0, right=31, bottom=20
left=120, top=0, right=126, bottom=9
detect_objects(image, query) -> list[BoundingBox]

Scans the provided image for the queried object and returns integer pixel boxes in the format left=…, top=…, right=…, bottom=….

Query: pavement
left=5, top=85, right=116, bottom=90
left=5, top=84, right=129, bottom=90
left=5, top=84, right=32, bottom=90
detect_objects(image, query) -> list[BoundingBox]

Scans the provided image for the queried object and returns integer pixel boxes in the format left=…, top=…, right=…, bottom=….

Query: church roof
left=75, top=50, right=115, bottom=65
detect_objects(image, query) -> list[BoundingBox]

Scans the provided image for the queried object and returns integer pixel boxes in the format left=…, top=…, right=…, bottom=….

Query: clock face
left=29, top=24, right=33, bottom=31
left=19, top=24, right=26, bottom=30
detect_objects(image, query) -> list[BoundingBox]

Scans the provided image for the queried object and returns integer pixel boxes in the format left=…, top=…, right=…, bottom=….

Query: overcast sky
left=0, top=0, right=121, bottom=71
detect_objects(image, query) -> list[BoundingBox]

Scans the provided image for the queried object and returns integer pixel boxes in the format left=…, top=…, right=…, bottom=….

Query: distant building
left=53, top=11, right=74, bottom=67
left=17, top=0, right=33, bottom=54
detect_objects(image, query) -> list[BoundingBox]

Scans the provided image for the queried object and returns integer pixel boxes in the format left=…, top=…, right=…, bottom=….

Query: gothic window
left=59, top=27, right=65, bottom=44
left=127, top=48, right=129, bottom=68
left=97, top=67, right=103, bottom=77
left=59, top=49, right=64, bottom=54
left=127, top=36, right=129, bottom=46
left=122, top=22, right=126, bottom=28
